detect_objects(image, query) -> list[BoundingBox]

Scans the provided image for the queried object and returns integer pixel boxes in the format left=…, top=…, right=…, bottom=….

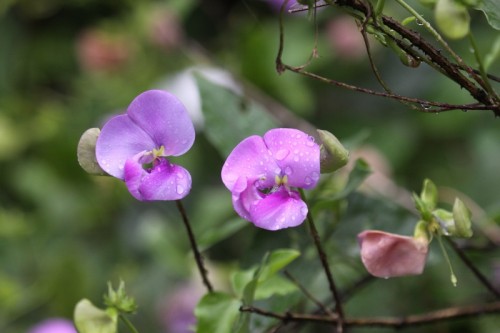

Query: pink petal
left=127, top=90, right=195, bottom=156
left=124, top=156, right=191, bottom=201
left=263, top=128, right=320, bottom=189
left=29, top=318, right=77, bottom=333
left=221, top=135, right=279, bottom=192
left=230, top=176, right=264, bottom=221
left=249, top=188, right=307, bottom=230
left=358, top=230, right=429, bottom=278
left=96, top=115, right=155, bottom=179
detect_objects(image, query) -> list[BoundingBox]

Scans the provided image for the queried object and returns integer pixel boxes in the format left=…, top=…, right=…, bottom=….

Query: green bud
left=386, top=38, right=420, bottom=68
left=433, top=208, right=454, bottom=235
left=413, top=220, right=430, bottom=243
left=421, top=178, right=438, bottom=211
left=74, top=299, right=118, bottom=333
left=104, top=281, right=138, bottom=314
left=435, top=0, right=470, bottom=39
left=77, top=128, right=107, bottom=176
left=317, top=129, right=349, bottom=173
left=452, top=198, right=473, bottom=238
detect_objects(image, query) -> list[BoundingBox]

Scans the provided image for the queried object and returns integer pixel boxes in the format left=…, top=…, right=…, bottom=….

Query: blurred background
left=0, top=0, right=499, bottom=332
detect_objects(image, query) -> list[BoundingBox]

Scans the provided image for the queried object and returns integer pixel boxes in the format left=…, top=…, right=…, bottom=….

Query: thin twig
left=299, top=190, right=345, bottom=333
left=284, top=270, right=333, bottom=315
left=175, top=200, right=214, bottom=292
left=445, top=237, right=500, bottom=299
left=241, top=301, right=500, bottom=328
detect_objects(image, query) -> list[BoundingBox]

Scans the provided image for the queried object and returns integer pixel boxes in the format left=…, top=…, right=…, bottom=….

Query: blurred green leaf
left=196, top=75, right=278, bottom=157
left=259, top=249, right=300, bottom=281
left=435, top=0, right=470, bottom=39
left=478, top=0, right=500, bottom=30
left=254, top=275, right=297, bottom=300
left=195, top=292, right=240, bottom=333
left=313, top=158, right=371, bottom=213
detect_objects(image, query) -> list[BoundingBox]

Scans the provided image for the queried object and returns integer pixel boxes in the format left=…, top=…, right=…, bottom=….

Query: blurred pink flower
left=159, top=283, right=203, bottom=333
left=148, top=10, right=183, bottom=51
left=76, top=29, right=133, bottom=72
left=326, top=16, right=366, bottom=60
left=29, top=318, right=77, bottom=333
left=358, top=230, right=429, bottom=278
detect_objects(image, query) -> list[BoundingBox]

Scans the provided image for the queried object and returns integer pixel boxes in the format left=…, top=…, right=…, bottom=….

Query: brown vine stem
left=240, top=301, right=500, bottom=328
left=175, top=200, right=214, bottom=293
left=445, top=237, right=500, bottom=299
left=299, top=189, right=345, bottom=333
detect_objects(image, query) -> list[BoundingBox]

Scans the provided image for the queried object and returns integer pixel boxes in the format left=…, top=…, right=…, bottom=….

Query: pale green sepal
left=317, top=129, right=349, bottom=174
left=77, top=128, right=107, bottom=176
left=433, top=208, right=454, bottom=235
left=421, top=178, right=438, bottom=211
left=413, top=220, right=430, bottom=243
left=435, top=0, right=471, bottom=39
left=103, top=281, right=138, bottom=314
left=452, top=198, right=473, bottom=238
left=74, top=299, right=118, bottom=333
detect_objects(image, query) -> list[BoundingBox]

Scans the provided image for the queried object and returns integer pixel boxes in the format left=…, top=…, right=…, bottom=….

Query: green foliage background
left=0, top=0, right=499, bottom=332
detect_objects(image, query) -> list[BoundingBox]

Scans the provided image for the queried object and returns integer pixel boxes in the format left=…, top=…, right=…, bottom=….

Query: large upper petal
left=249, top=188, right=307, bottom=230
left=96, top=115, right=155, bottom=179
left=357, top=230, right=429, bottom=278
left=127, top=90, right=195, bottom=156
left=263, top=128, right=320, bottom=189
left=221, top=135, right=279, bottom=191
left=124, top=157, right=191, bottom=201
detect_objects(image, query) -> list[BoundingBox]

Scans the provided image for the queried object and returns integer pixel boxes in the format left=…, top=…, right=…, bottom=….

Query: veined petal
left=230, top=176, right=263, bottom=221
left=263, top=128, right=320, bottom=189
left=249, top=188, right=307, bottom=230
left=96, top=115, right=155, bottom=179
left=124, top=157, right=191, bottom=201
left=358, top=230, right=429, bottom=278
left=127, top=90, right=195, bottom=156
left=221, top=135, right=279, bottom=191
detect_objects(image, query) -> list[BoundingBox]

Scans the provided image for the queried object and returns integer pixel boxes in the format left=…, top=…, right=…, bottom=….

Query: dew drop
left=304, top=176, right=312, bottom=185
left=177, top=172, right=184, bottom=179
left=176, top=185, right=185, bottom=194
left=311, top=171, right=319, bottom=180
left=275, top=149, right=290, bottom=161
left=293, top=156, right=300, bottom=162
left=306, top=136, right=315, bottom=147
left=284, top=166, right=293, bottom=175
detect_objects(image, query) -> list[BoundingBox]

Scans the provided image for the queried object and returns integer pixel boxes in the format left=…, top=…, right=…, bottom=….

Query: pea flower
left=221, top=128, right=320, bottom=230
left=96, top=90, right=195, bottom=201
left=29, top=318, right=77, bottom=333
left=357, top=230, right=429, bottom=278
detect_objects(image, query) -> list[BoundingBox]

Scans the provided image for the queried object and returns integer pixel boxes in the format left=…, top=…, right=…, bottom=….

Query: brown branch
left=241, top=301, right=500, bottom=328
left=445, top=237, right=500, bottom=299
left=175, top=200, right=214, bottom=292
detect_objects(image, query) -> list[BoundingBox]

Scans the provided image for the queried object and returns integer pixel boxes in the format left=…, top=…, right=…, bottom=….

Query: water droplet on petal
left=284, top=166, right=293, bottom=175
left=300, top=207, right=308, bottom=217
left=176, top=185, right=184, bottom=194
left=293, top=156, right=299, bottom=162
left=274, top=168, right=281, bottom=175
left=304, top=177, right=312, bottom=185
left=306, top=136, right=315, bottom=147
left=177, top=172, right=184, bottom=179
left=311, top=172, right=319, bottom=180
left=275, top=149, right=289, bottom=161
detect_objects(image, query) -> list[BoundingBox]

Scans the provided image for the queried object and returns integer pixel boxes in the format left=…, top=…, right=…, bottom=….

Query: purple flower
left=29, top=318, right=77, bottom=333
left=96, top=90, right=195, bottom=201
left=221, top=128, right=320, bottom=230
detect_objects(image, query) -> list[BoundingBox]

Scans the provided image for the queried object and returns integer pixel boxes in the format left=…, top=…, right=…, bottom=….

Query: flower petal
left=221, top=135, right=279, bottom=192
left=124, top=157, right=191, bottom=201
left=96, top=115, right=155, bottom=179
left=230, top=176, right=263, bottom=221
left=249, top=188, right=307, bottom=230
left=358, top=230, right=429, bottom=278
left=127, top=90, right=195, bottom=156
left=263, top=128, right=320, bottom=189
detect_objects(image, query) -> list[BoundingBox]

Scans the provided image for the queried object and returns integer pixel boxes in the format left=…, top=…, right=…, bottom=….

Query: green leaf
left=313, top=158, right=371, bottom=213
left=196, top=75, right=278, bottom=157
left=254, top=275, right=298, bottom=300
left=231, top=268, right=255, bottom=300
left=195, top=292, right=241, bottom=333
left=435, top=0, right=471, bottom=39
left=478, top=0, right=500, bottom=30
left=259, top=249, right=301, bottom=281
left=198, top=218, right=248, bottom=250
left=74, top=299, right=118, bottom=333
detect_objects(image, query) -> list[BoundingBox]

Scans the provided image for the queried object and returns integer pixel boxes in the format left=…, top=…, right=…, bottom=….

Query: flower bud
left=77, top=128, right=107, bottom=176
left=435, top=0, right=470, bottom=39
left=433, top=208, right=454, bottom=235
left=74, top=299, right=117, bottom=333
left=317, top=129, right=349, bottom=173
left=452, top=198, right=473, bottom=238
left=421, top=178, right=438, bottom=211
